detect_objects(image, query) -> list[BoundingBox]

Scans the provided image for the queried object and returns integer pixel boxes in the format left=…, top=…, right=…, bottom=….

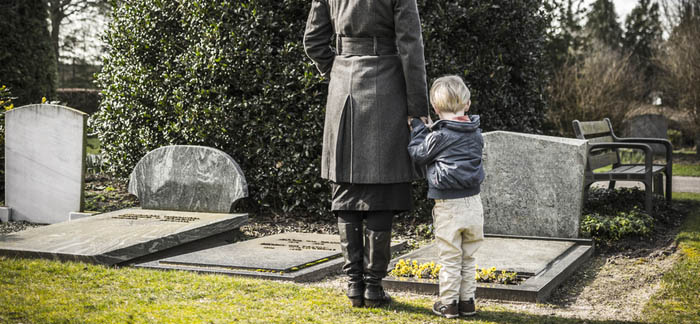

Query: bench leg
left=666, top=171, right=672, bottom=202
left=654, top=174, right=664, bottom=197
left=609, top=181, right=616, bottom=190
left=643, top=181, right=653, bottom=216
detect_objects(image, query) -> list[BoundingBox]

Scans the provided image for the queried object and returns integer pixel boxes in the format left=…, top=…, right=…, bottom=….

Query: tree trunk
left=48, top=0, right=63, bottom=88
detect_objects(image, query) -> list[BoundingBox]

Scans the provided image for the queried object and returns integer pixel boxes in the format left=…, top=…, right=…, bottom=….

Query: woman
left=303, top=0, right=429, bottom=307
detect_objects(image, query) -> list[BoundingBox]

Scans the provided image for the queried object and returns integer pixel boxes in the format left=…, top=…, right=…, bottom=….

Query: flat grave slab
left=383, top=234, right=594, bottom=303
left=0, top=208, right=248, bottom=265
left=134, top=232, right=406, bottom=282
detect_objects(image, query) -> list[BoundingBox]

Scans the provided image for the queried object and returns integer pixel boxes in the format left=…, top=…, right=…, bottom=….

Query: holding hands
left=407, top=116, right=432, bottom=130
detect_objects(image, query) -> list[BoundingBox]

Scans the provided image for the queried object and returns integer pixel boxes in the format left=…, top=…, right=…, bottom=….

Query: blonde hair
left=430, top=75, right=471, bottom=113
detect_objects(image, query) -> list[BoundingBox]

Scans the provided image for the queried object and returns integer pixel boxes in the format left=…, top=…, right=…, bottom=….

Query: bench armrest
left=588, top=142, right=653, bottom=172
left=616, top=137, right=672, bottom=166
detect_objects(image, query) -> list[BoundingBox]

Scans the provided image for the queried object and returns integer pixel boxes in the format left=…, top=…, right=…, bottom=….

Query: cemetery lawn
left=643, top=192, right=700, bottom=323
left=0, top=257, right=646, bottom=324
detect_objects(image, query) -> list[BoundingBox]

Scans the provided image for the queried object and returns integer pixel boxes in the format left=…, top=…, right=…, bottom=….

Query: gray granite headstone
left=128, top=145, right=248, bottom=213
left=0, top=208, right=248, bottom=265
left=4, top=104, right=87, bottom=224
left=481, top=131, right=587, bottom=238
left=623, top=114, right=668, bottom=153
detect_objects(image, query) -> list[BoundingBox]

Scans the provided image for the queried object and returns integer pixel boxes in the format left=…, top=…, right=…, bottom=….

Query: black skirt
left=331, top=182, right=412, bottom=212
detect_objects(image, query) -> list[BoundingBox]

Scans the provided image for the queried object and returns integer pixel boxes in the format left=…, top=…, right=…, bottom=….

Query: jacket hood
left=431, top=115, right=481, bottom=132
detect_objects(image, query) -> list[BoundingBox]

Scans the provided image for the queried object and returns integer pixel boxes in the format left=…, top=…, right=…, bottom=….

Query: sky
left=585, top=0, right=642, bottom=25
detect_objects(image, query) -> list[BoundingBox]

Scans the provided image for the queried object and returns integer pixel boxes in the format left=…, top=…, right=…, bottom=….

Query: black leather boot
left=363, top=228, right=392, bottom=307
left=338, top=222, right=365, bottom=307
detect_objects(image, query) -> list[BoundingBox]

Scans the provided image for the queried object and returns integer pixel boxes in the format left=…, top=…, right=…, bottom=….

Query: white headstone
left=5, top=104, right=87, bottom=224
left=481, top=131, right=588, bottom=238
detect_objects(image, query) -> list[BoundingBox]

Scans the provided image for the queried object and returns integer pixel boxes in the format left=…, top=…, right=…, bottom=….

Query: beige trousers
left=433, top=194, right=484, bottom=304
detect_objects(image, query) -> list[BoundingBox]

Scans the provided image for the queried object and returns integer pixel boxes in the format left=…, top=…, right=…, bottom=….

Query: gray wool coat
left=304, top=0, right=429, bottom=184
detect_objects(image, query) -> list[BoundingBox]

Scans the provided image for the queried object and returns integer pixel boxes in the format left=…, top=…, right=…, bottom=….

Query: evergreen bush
left=0, top=0, right=56, bottom=106
left=56, top=88, right=101, bottom=114
left=95, top=0, right=550, bottom=217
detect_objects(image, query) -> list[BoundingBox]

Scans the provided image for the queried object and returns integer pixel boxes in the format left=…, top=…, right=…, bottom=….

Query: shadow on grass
left=390, top=300, right=647, bottom=323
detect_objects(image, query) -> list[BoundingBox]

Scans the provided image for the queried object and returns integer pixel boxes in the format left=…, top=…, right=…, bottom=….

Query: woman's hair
left=430, top=75, right=470, bottom=113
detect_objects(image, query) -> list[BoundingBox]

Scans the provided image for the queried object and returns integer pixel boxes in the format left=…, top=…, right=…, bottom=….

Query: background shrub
left=56, top=88, right=101, bottom=114
left=95, top=0, right=550, bottom=217
left=581, top=187, right=672, bottom=244
left=0, top=85, right=15, bottom=201
left=0, top=0, right=56, bottom=106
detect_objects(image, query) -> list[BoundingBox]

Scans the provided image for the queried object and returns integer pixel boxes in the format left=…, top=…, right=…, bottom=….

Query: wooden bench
left=572, top=118, right=672, bottom=215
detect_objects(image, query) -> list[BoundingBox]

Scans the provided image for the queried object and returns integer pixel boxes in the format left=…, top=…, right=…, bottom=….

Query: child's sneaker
left=459, top=298, right=476, bottom=316
left=432, top=300, right=459, bottom=319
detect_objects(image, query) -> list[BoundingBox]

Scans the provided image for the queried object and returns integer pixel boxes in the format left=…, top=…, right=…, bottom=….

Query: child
left=408, top=75, right=485, bottom=318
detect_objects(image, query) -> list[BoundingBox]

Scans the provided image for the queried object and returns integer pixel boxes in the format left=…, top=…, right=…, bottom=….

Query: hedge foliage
left=56, top=88, right=101, bottom=114
left=95, top=0, right=549, bottom=216
left=0, top=0, right=56, bottom=106
left=581, top=188, right=673, bottom=244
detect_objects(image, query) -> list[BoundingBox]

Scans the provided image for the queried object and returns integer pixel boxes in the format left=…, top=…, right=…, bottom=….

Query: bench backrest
left=572, top=118, right=620, bottom=170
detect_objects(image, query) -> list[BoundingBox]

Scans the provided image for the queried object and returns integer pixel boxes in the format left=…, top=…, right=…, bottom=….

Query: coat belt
left=336, top=35, right=398, bottom=56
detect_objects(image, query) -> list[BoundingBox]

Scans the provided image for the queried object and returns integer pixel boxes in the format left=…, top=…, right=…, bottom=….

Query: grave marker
left=481, top=131, right=588, bottom=238
left=383, top=235, right=594, bottom=302
left=134, top=233, right=406, bottom=282
left=0, top=208, right=248, bottom=265
left=4, top=104, right=87, bottom=224
left=128, top=145, right=248, bottom=213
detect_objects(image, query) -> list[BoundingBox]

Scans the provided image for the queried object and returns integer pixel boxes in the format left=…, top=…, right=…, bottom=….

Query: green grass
left=673, top=164, right=700, bottom=177
left=0, top=259, right=633, bottom=324
left=643, top=192, right=700, bottom=323
left=86, top=136, right=100, bottom=155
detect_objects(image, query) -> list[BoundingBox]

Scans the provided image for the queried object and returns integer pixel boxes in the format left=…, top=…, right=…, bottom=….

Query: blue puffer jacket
left=408, top=115, right=485, bottom=199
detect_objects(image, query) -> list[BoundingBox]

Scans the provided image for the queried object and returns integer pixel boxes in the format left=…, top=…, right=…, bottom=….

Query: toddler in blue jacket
left=408, top=75, right=485, bottom=318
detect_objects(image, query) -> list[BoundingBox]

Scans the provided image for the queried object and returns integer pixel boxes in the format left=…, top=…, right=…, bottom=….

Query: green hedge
left=56, top=88, right=101, bottom=114
left=95, top=0, right=549, bottom=216
left=0, top=0, right=56, bottom=106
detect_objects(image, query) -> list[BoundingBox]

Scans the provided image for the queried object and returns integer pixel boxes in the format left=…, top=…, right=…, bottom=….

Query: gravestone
left=623, top=114, right=668, bottom=154
left=5, top=104, right=87, bottom=224
left=128, top=145, right=247, bottom=213
left=0, top=145, right=249, bottom=264
left=383, top=235, right=594, bottom=302
left=0, top=208, right=248, bottom=264
left=134, top=232, right=407, bottom=282
left=481, top=131, right=587, bottom=238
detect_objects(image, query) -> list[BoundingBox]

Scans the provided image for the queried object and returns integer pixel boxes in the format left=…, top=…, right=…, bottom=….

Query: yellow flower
left=41, top=97, right=47, bottom=104
left=5, top=104, right=13, bottom=111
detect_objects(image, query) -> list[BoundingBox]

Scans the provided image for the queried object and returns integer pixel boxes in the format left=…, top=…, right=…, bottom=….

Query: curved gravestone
left=128, top=145, right=248, bottom=213
left=5, top=104, right=87, bottom=224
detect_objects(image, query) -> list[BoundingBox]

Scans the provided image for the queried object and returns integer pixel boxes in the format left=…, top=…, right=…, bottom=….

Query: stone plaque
left=159, top=233, right=341, bottom=272
left=393, top=237, right=575, bottom=275
left=384, top=235, right=594, bottom=302
left=0, top=208, right=248, bottom=265
left=128, top=145, right=248, bottom=213
left=482, top=131, right=587, bottom=238
left=5, top=104, right=87, bottom=224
